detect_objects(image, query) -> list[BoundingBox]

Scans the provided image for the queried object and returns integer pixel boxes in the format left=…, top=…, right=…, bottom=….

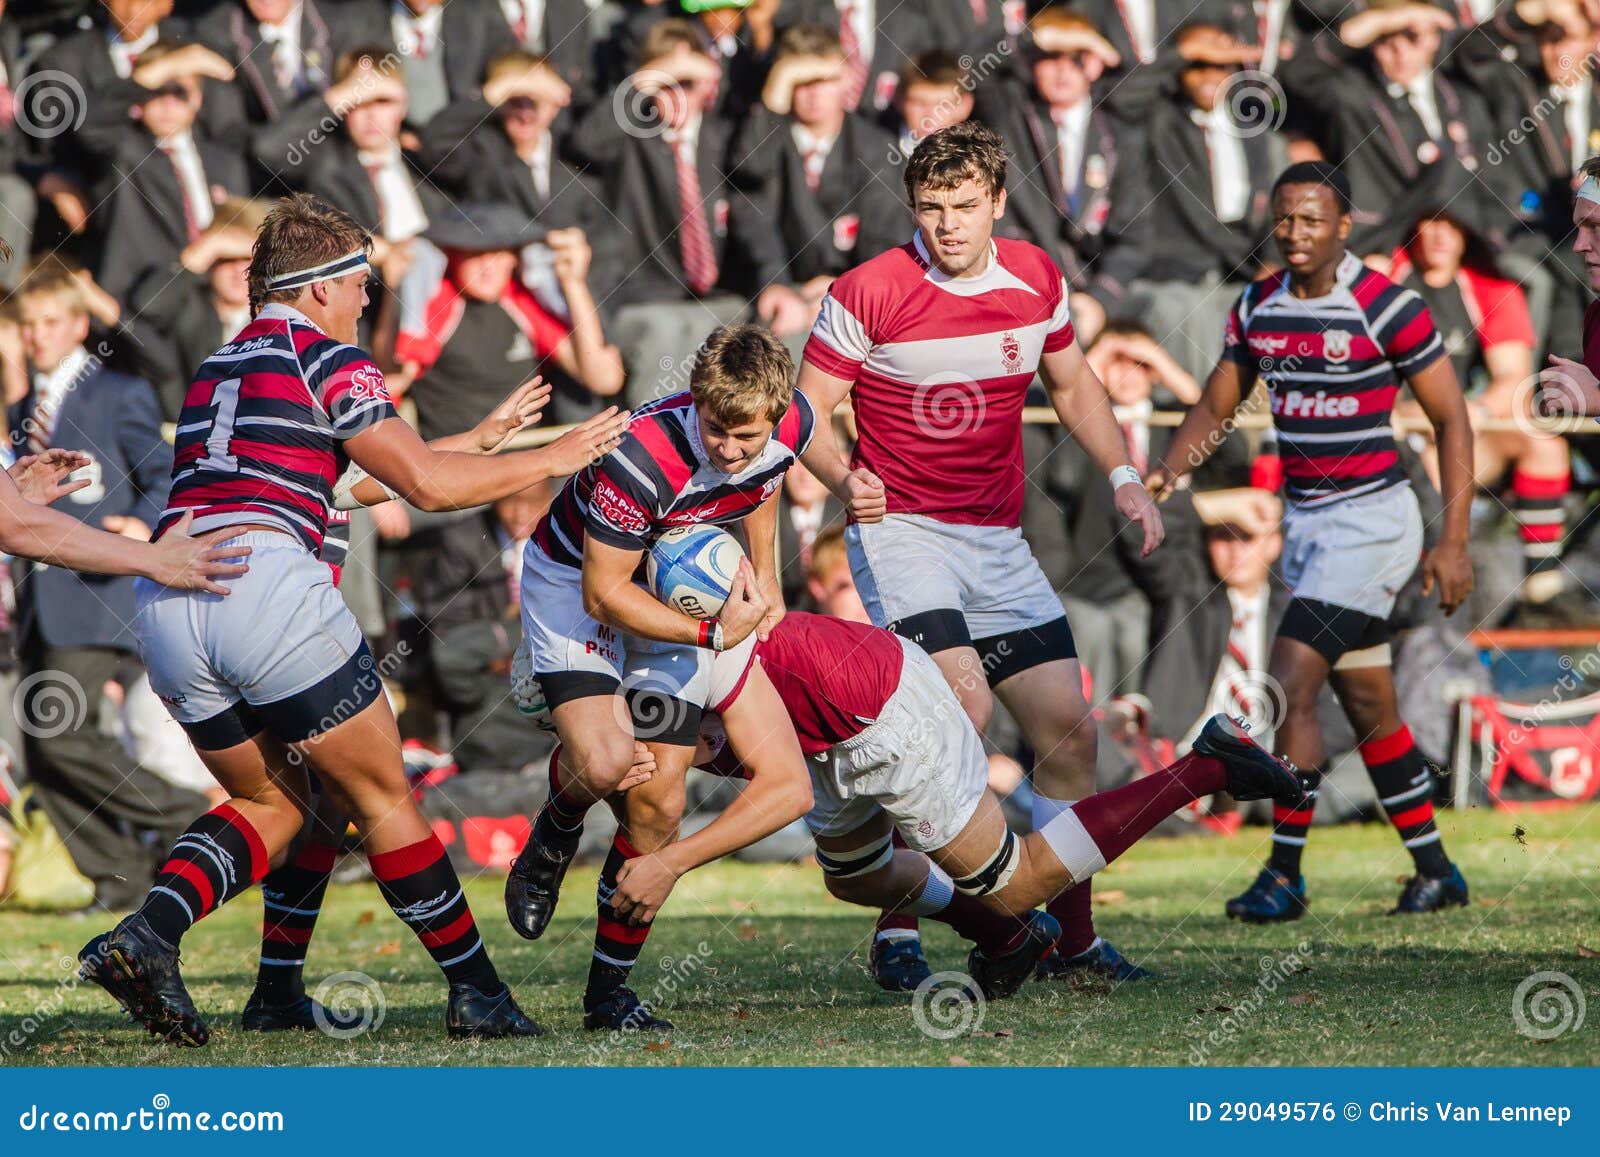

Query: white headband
left=263, top=249, right=370, bottom=292
left=1579, top=174, right=1600, bottom=206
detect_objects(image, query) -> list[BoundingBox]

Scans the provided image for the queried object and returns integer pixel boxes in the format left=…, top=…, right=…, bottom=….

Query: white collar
left=791, top=123, right=840, bottom=154
left=259, top=3, right=303, bottom=39
left=158, top=129, right=197, bottom=152
left=357, top=143, right=403, bottom=168
left=256, top=302, right=326, bottom=333
left=34, top=346, right=91, bottom=400
left=1387, top=71, right=1435, bottom=101
left=1052, top=99, right=1092, bottom=133
left=111, top=25, right=159, bottom=54
left=663, top=114, right=703, bottom=150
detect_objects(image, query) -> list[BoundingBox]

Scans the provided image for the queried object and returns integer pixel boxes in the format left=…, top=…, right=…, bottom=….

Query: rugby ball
left=648, top=525, right=743, bottom=619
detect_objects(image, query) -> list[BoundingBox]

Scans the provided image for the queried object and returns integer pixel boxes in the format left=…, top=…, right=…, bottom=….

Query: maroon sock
left=936, top=892, right=1031, bottom=955
left=1070, top=753, right=1227, bottom=866
left=875, top=910, right=920, bottom=939
left=1046, top=880, right=1097, bottom=958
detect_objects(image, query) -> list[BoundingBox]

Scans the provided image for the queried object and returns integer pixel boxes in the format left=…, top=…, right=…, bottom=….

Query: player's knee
left=623, top=790, right=684, bottom=847
left=566, top=731, right=637, bottom=795
left=951, top=828, right=1023, bottom=901
left=816, top=830, right=896, bottom=904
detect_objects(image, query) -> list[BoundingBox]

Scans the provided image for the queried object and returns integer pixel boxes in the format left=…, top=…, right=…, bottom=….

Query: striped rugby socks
left=137, top=804, right=269, bottom=945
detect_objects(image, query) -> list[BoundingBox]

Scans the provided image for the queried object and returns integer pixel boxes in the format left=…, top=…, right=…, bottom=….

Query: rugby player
left=795, top=121, right=1165, bottom=987
left=608, top=611, right=1309, bottom=1002
left=1537, top=157, right=1600, bottom=415
left=1150, top=162, right=1477, bottom=921
left=504, top=324, right=816, bottom=1032
left=78, top=194, right=630, bottom=1045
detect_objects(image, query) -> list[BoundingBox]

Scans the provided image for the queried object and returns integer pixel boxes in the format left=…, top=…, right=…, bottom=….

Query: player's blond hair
left=485, top=49, right=558, bottom=86
left=249, top=193, right=371, bottom=314
left=806, top=524, right=849, bottom=582
left=14, top=258, right=89, bottom=318
left=690, top=324, right=795, bottom=427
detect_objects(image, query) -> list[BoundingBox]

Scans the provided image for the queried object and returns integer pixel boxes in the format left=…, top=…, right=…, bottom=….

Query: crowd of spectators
left=2, top=0, right=1600, bottom=905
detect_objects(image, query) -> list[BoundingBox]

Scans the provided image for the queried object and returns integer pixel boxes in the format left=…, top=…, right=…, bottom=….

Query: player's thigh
left=930, top=647, right=995, bottom=731
left=1328, top=662, right=1402, bottom=742
left=993, top=656, right=1093, bottom=747
left=811, top=807, right=896, bottom=901
left=620, top=738, right=696, bottom=850
left=188, top=730, right=309, bottom=858
left=550, top=688, right=636, bottom=788
left=284, top=695, right=428, bottom=852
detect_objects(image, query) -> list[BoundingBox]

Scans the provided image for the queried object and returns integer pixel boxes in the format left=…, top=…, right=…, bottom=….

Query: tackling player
left=609, top=612, right=1309, bottom=1002
left=1538, top=157, right=1600, bottom=416
left=505, top=324, right=816, bottom=1033
left=796, top=121, right=1165, bottom=987
left=1150, top=162, right=1476, bottom=921
left=78, top=194, right=630, bottom=1045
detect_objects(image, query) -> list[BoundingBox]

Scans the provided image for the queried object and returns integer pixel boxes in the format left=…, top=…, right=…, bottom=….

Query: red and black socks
left=256, top=838, right=339, bottom=1003
left=369, top=835, right=500, bottom=992
left=1267, top=767, right=1323, bottom=880
left=587, top=833, right=651, bottom=1007
left=1512, top=470, right=1568, bottom=589
left=138, top=803, right=269, bottom=945
left=532, top=744, right=589, bottom=852
left=1360, top=725, right=1451, bottom=878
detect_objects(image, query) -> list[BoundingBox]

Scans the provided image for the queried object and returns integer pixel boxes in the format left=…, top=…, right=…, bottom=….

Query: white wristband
left=1109, top=465, right=1142, bottom=490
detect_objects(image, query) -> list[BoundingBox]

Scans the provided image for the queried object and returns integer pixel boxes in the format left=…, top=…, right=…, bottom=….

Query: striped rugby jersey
left=156, top=303, right=397, bottom=553
left=803, top=233, right=1076, bottom=528
left=1222, top=253, right=1445, bottom=506
left=531, top=390, right=815, bottom=569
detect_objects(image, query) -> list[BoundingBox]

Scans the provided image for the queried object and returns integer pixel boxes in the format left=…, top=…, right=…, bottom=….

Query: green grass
left=3, top=806, right=1599, bottom=1067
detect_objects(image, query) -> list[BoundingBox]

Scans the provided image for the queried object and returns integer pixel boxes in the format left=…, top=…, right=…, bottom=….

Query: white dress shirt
left=499, top=0, right=547, bottom=50
left=1556, top=76, right=1593, bottom=173
left=357, top=144, right=429, bottom=241
left=108, top=25, right=160, bottom=79
left=791, top=123, right=840, bottom=189
left=836, top=0, right=876, bottom=66
left=1053, top=99, right=1092, bottom=198
left=1393, top=72, right=1444, bottom=142
left=391, top=1, right=444, bottom=58
left=161, top=131, right=216, bottom=233
left=259, top=3, right=306, bottom=93
left=1198, top=104, right=1250, bottom=223
left=1121, top=0, right=1157, bottom=64
left=30, top=346, right=91, bottom=447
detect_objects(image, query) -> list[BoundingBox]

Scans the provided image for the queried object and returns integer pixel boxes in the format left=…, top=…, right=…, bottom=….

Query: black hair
left=1271, top=161, right=1352, bottom=214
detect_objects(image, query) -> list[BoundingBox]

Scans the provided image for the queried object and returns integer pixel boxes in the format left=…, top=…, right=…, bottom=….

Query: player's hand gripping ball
left=648, top=525, right=745, bottom=618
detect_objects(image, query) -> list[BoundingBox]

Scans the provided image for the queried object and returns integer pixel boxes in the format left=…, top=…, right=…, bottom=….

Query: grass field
left=3, top=806, right=1598, bottom=1067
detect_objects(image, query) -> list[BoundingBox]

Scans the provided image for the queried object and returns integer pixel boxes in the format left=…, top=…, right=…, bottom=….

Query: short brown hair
left=638, top=19, right=707, bottom=68
left=1582, top=154, right=1600, bottom=182
left=901, top=49, right=970, bottom=92
left=904, top=120, right=1009, bottom=201
left=249, top=193, right=371, bottom=314
left=776, top=23, right=844, bottom=61
left=333, top=44, right=403, bottom=86
left=690, top=324, right=794, bottom=427
left=1029, top=5, right=1098, bottom=38
left=485, top=49, right=556, bottom=84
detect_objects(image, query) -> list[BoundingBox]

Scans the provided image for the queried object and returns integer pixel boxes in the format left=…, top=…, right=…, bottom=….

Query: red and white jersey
left=712, top=612, right=905, bottom=757
left=532, top=390, right=815, bottom=569
left=802, top=234, right=1076, bottom=527
left=157, top=304, right=397, bottom=553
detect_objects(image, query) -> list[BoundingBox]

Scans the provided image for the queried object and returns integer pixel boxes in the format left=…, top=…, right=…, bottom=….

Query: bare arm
left=546, top=228, right=625, bottom=398
left=1408, top=356, right=1475, bottom=613
left=609, top=665, right=813, bottom=923
left=583, top=540, right=768, bottom=648
left=1040, top=341, right=1165, bottom=555
left=344, top=406, right=628, bottom=512
left=0, top=488, right=247, bottom=595
left=741, top=488, right=784, bottom=634
left=796, top=360, right=885, bottom=521
left=1150, top=357, right=1253, bottom=493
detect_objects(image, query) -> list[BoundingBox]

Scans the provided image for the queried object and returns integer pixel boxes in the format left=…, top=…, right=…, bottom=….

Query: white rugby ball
left=647, top=525, right=744, bottom=619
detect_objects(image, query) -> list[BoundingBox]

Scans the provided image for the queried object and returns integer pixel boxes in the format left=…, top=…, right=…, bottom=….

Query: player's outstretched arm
left=609, top=666, right=813, bottom=924
left=1041, top=341, right=1166, bottom=556
left=1149, top=357, right=1252, bottom=497
left=741, top=488, right=785, bottom=638
left=1408, top=356, right=1475, bottom=614
left=338, top=378, right=554, bottom=508
left=344, top=404, right=629, bottom=512
left=796, top=360, right=885, bottom=522
left=0, top=479, right=249, bottom=594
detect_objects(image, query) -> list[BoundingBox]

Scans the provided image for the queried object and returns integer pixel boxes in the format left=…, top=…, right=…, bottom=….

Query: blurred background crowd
left=2, top=0, right=1599, bottom=910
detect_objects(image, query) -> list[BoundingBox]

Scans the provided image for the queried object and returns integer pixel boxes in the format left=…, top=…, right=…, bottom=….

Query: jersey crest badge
left=1323, top=330, right=1351, bottom=364
left=1001, top=332, right=1022, bottom=373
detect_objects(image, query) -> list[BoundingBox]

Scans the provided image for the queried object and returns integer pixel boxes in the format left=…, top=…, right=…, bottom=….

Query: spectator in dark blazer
left=1281, top=0, right=1501, bottom=257
left=936, top=0, right=1026, bottom=72
left=339, top=0, right=513, bottom=125
left=190, top=0, right=357, bottom=130
left=600, top=0, right=777, bottom=120
left=568, top=18, right=748, bottom=404
left=729, top=24, right=907, bottom=343
left=490, top=0, right=599, bottom=110
left=6, top=264, right=205, bottom=910
left=883, top=49, right=976, bottom=158
left=1141, top=489, right=1289, bottom=749
left=121, top=197, right=264, bottom=420
left=82, top=40, right=250, bottom=305
left=977, top=8, right=1149, bottom=343
left=777, top=0, right=943, bottom=115
left=419, top=50, right=627, bottom=353
left=1134, top=24, right=1285, bottom=381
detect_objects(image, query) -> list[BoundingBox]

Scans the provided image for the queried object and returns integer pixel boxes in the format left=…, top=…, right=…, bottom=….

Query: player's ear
left=1337, top=212, right=1352, bottom=243
left=992, top=185, right=1007, bottom=221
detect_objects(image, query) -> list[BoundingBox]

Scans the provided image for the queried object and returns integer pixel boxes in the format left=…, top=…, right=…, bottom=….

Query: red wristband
left=698, top=619, right=717, bottom=648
